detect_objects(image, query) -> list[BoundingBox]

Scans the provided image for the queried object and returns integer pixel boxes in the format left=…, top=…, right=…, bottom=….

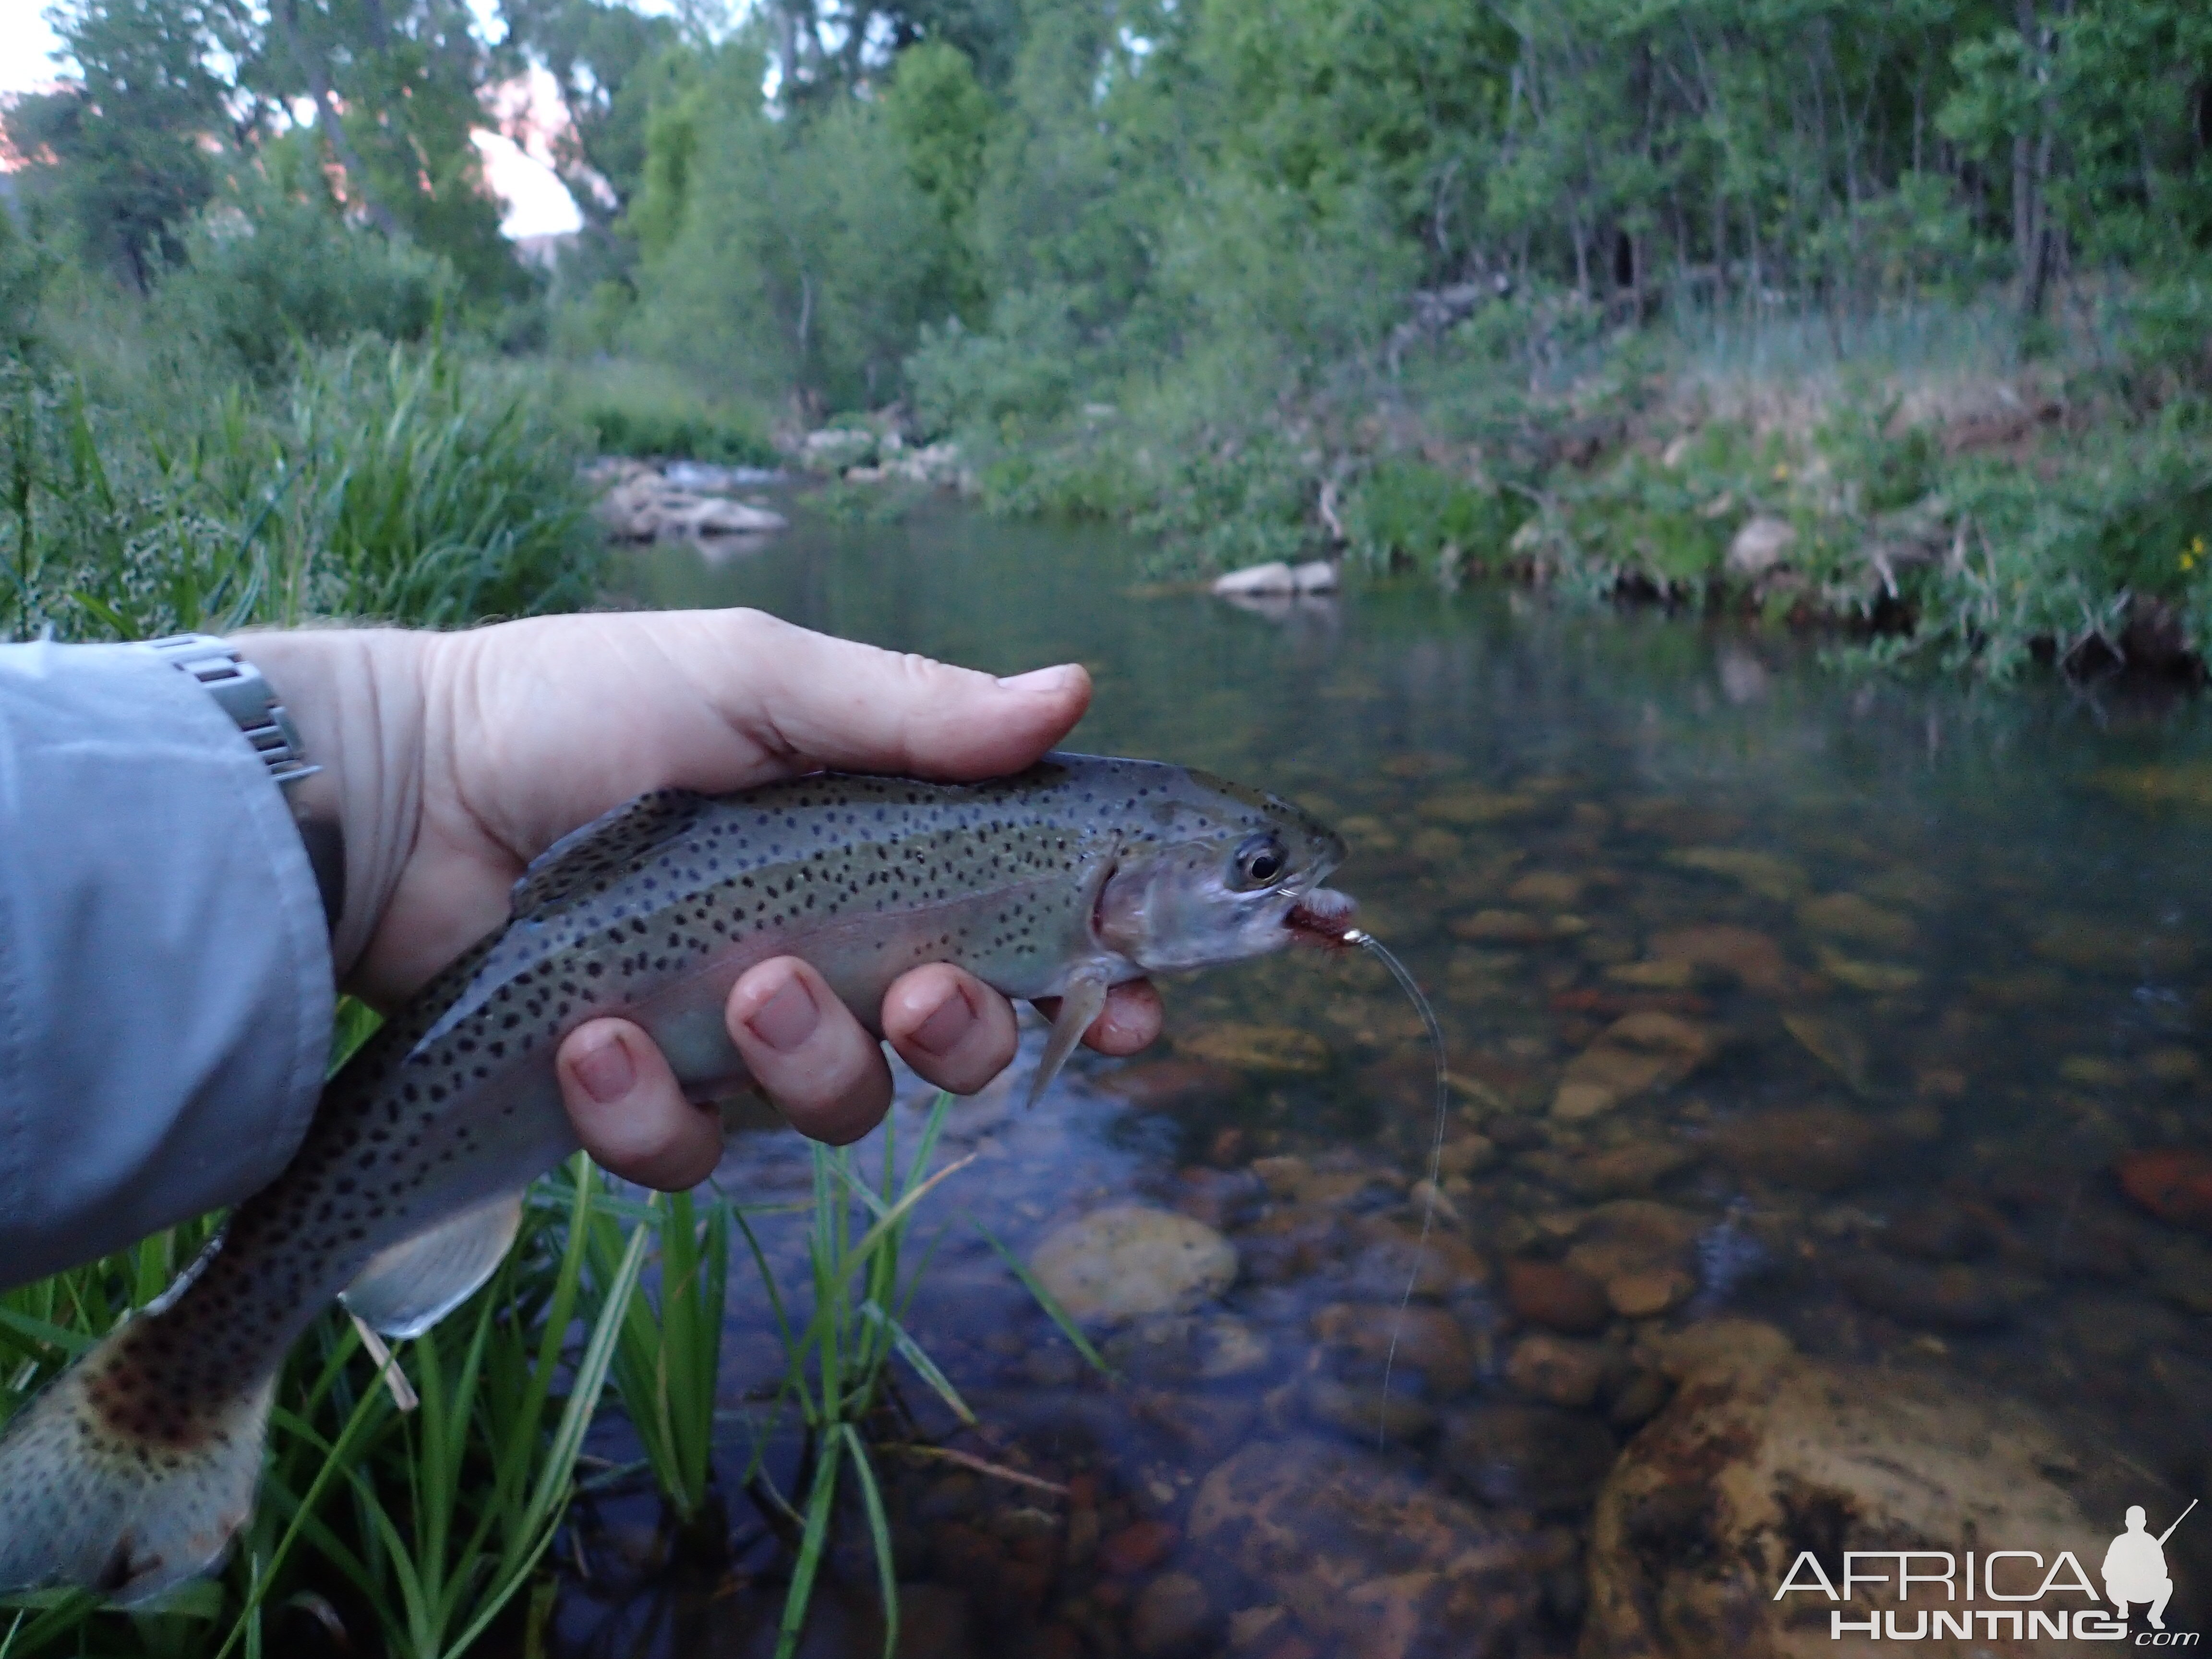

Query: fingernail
left=746, top=975, right=819, bottom=1054
left=996, top=664, right=1081, bottom=693
left=572, top=1028, right=636, bottom=1104
left=910, top=987, right=974, bottom=1058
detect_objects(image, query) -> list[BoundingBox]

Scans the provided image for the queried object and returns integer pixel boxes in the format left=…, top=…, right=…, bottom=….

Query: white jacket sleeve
left=0, top=640, right=334, bottom=1289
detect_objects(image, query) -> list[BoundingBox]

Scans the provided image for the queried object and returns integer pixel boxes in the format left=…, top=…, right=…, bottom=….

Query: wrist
left=234, top=628, right=432, bottom=994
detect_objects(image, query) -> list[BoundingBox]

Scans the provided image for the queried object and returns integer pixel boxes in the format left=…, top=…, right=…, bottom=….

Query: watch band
left=143, top=634, right=319, bottom=788
left=144, top=633, right=344, bottom=930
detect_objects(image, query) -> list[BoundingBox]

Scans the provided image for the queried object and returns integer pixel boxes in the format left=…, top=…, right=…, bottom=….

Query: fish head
left=1093, top=766, right=1351, bottom=973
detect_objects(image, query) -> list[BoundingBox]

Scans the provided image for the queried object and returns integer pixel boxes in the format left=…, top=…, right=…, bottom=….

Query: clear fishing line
left=1343, top=926, right=1450, bottom=1447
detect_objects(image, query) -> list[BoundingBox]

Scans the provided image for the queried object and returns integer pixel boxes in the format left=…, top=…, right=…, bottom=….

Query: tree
left=258, top=0, right=523, bottom=300
left=499, top=0, right=685, bottom=227
left=6, top=0, right=259, bottom=289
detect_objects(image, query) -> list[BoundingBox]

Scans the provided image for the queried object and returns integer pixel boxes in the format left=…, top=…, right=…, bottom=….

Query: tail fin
left=0, top=1317, right=275, bottom=1606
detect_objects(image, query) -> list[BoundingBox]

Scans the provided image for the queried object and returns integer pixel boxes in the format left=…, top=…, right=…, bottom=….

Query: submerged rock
left=1304, top=1377, right=1438, bottom=1442
left=1553, top=1012, right=1717, bottom=1119
left=1570, top=1142, right=1693, bottom=1198
left=1645, top=924, right=1793, bottom=995
left=1507, top=869, right=1588, bottom=906
left=1178, top=1023, right=1332, bottom=1074
left=1502, top=1259, right=1611, bottom=1334
left=1441, top=1404, right=1619, bottom=1512
left=1451, top=908, right=1557, bottom=945
left=1504, top=1333, right=1613, bottom=1407
left=1815, top=947, right=1923, bottom=994
left=1312, top=1302, right=1475, bottom=1395
left=2033, top=916, right=2195, bottom=975
left=1095, top=1058, right=1246, bottom=1111
left=2116, top=1147, right=2212, bottom=1231
left=1098, top=1518, right=1180, bottom=1577
left=1029, top=1206, right=1238, bottom=1324
left=1584, top=1335, right=2125, bottom=1659
left=1188, top=1437, right=1550, bottom=1658
left=1832, top=1252, right=2025, bottom=1330
left=1796, top=891, right=1917, bottom=952
left=1663, top=846, right=1808, bottom=902
left=1130, top=1571, right=1214, bottom=1656
left=1420, top=786, right=1544, bottom=826
left=1709, top=1105, right=1886, bottom=1191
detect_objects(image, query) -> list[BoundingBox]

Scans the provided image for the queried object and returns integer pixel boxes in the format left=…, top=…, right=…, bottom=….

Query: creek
left=550, top=498, right=2212, bottom=1658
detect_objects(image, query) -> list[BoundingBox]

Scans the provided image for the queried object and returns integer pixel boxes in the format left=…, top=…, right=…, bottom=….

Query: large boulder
left=1582, top=1322, right=2161, bottom=1659
left=1726, top=516, right=1797, bottom=579
left=591, top=466, right=789, bottom=540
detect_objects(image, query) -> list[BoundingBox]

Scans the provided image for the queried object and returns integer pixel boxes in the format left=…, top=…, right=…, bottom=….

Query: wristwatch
left=144, top=633, right=345, bottom=931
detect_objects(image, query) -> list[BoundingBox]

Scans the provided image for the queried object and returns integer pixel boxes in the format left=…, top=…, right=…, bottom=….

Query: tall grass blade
left=841, top=1424, right=899, bottom=1659
left=972, top=1218, right=1114, bottom=1377
left=774, top=1433, right=843, bottom=1659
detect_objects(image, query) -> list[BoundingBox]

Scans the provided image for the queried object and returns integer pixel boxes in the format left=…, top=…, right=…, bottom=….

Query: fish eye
left=1234, top=834, right=1288, bottom=889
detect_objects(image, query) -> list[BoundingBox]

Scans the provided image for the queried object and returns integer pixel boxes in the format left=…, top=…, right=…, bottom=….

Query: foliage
left=3, top=0, right=252, bottom=290
left=0, top=330, right=602, bottom=645
left=558, top=359, right=781, bottom=465
left=586, top=1187, right=729, bottom=1527
left=1897, top=406, right=2212, bottom=677
left=1345, top=460, right=1528, bottom=575
left=626, top=36, right=977, bottom=413
left=156, top=177, right=460, bottom=380
left=724, top=1090, right=983, bottom=1659
left=0, top=1161, right=646, bottom=1659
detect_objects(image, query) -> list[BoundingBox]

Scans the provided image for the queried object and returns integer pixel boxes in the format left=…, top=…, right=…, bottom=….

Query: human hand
left=238, top=611, right=1162, bottom=1187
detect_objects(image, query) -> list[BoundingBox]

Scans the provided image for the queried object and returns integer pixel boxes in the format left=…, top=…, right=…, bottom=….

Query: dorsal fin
left=509, top=789, right=709, bottom=921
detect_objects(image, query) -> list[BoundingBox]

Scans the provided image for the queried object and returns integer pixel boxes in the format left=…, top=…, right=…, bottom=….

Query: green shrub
left=553, top=358, right=779, bottom=466
left=1345, top=459, right=1527, bottom=573
left=908, top=289, right=1085, bottom=440
left=157, top=190, right=457, bottom=380
left=579, top=400, right=778, bottom=465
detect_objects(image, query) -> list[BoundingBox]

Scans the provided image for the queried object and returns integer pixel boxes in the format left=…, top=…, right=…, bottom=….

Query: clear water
left=552, top=501, right=2212, bottom=1657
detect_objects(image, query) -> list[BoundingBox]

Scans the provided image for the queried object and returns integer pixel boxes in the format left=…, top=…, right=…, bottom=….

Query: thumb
left=719, top=611, right=1092, bottom=780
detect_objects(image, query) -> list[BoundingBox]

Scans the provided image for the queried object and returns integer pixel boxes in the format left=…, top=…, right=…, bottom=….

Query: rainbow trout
left=0, top=754, right=1348, bottom=1602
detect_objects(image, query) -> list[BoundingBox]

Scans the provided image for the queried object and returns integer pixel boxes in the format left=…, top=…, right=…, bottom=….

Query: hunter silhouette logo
left=2107, top=1503, right=2196, bottom=1632
left=1773, top=1498, right=2200, bottom=1643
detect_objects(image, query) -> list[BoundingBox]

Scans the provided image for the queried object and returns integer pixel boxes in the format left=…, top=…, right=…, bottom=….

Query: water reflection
left=560, top=499, right=2212, bottom=1657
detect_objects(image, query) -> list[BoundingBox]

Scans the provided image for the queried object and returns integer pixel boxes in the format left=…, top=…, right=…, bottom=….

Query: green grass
left=545, top=360, right=780, bottom=468
left=1, top=1081, right=1104, bottom=1659
left=0, top=1159, right=650, bottom=1659
left=725, top=1090, right=976, bottom=1659
left=1, top=338, right=603, bottom=645
left=587, top=1186, right=730, bottom=1532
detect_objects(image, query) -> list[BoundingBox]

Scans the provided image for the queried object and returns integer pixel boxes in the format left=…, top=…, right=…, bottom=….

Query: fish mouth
left=1286, top=887, right=1358, bottom=948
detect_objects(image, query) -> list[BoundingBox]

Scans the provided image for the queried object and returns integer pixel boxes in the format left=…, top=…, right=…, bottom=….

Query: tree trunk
left=2013, top=0, right=2053, bottom=323
left=276, top=0, right=400, bottom=236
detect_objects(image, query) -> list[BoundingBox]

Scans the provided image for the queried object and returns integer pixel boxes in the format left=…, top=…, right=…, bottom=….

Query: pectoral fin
left=339, top=1192, right=525, bottom=1340
left=1028, top=973, right=1109, bottom=1108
